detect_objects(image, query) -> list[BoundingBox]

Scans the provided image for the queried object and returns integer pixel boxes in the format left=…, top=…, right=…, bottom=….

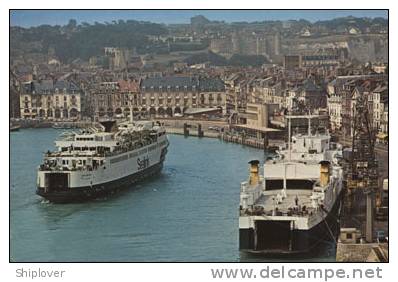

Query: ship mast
left=284, top=115, right=292, bottom=195
left=130, top=96, right=134, bottom=123
left=288, top=116, right=291, bottom=161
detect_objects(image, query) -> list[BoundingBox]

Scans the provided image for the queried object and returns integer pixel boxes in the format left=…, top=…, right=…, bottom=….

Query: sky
left=10, top=10, right=388, bottom=27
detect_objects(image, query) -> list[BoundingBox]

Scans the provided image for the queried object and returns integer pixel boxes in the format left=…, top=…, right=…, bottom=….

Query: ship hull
left=10, top=125, right=20, bottom=132
left=239, top=191, right=343, bottom=255
left=36, top=161, right=164, bottom=203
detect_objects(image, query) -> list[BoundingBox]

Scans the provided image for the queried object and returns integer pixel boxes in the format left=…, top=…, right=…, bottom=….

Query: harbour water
left=10, top=128, right=335, bottom=262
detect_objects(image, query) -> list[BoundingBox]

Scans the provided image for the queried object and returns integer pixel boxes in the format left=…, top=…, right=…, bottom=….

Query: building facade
left=20, top=80, right=82, bottom=120
left=283, top=55, right=302, bottom=70
left=327, top=75, right=388, bottom=137
left=90, top=80, right=140, bottom=119
left=89, top=76, right=226, bottom=119
left=139, top=76, right=226, bottom=117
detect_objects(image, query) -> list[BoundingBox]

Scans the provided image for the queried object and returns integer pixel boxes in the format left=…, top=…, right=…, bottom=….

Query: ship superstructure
left=239, top=116, right=344, bottom=254
left=37, top=120, right=168, bottom=203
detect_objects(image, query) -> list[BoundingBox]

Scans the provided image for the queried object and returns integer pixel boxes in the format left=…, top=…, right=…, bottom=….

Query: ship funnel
left=319, top=160, right=330, bottom=187
left=248, top=160, right=260, bottom=186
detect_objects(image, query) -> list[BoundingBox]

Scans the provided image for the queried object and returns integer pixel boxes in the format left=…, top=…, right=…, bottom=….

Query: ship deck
left=254, top=189, right=314, bottom=215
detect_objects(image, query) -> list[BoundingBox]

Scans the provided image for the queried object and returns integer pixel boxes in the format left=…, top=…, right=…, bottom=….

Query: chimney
left=248, top=160, right=260, bottom=186
left=319, top=160, right=330, bottom=187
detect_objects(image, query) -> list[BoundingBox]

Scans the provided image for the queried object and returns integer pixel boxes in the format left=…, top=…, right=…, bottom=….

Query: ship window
left=265, top=179, right=314, bottom=190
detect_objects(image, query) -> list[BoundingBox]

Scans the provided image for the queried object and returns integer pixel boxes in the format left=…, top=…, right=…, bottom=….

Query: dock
left=220, top=133, right=267, bottom=149
left=165, top=127, right=219, bottom=138
left=336, top=242, right=388, bottom=262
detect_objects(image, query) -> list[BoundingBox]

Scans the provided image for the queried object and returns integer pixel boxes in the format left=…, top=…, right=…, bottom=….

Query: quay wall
left=13, top=119, right=94, bottom=129
left=165, top=126, right=283, bottom=151
left=165, top=127, right=219, bottom=138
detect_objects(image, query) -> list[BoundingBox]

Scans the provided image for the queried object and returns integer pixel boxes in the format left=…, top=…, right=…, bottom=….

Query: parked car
left=208, top=126, right=220, bottom=131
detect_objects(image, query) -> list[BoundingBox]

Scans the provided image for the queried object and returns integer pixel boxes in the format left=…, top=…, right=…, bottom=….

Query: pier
left=165, top=127, right=219, bottom=138
left=220, top=133, right=267, bottom=149
left=165, top=125, right=284, bottom=150
left=161, top=118, right=285, bottom=150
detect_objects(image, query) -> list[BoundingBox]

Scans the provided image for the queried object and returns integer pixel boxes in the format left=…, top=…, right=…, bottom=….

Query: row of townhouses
left=19, top=76, right=227, bottom=120
left=16, top=69, right=388, bottom=143
left=90, top=76, right=226, bottom=118
left=20, top=80, right=82, bottom=120
left=327, top=75, right=388, bottom=141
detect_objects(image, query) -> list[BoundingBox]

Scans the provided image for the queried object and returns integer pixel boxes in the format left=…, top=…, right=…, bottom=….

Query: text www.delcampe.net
left=210, top=266, right=383, bottom=281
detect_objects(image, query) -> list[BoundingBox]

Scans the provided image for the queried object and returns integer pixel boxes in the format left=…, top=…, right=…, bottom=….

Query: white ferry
left=239, top=116, right=344, bottom=254
left=37, top=120, right=168, bottom=203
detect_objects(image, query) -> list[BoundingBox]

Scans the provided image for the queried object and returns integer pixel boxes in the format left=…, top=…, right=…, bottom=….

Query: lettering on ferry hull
left=137, top=156, right=150, bottom=170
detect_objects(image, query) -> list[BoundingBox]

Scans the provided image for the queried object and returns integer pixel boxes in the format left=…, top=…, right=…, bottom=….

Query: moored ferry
left=239, top=115, right=344, bottom=254
left=37, top=120, right=168, bottom=203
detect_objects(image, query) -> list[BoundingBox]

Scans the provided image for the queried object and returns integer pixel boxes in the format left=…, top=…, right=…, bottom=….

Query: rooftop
left=142, top=76, right=199, bottom=90
left=141, top=76, right=225, bottom=92
left=23, top=79, right=80, bottom=94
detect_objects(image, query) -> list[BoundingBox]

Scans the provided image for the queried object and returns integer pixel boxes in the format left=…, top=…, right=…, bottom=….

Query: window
left=346, top=233, right=353, bottom=239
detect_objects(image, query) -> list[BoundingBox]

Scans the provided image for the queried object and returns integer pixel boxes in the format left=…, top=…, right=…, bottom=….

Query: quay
left=220, top=133, right=266, bottom=149
left=10, top=118, right=94, bottom=129
left=165, top=126, right=270, bottom=150
left=165, top=127, right=219, bottom=138
left=336, top=240, right=388, bottom=262
left=162, top=119, right=285, bottom=150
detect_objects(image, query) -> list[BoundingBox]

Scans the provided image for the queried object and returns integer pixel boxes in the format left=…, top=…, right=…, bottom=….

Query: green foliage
left=169, top=42, right=208, bottom=52
left=315, top=16, right=388, bottom=32
left=184, top=51, right=227, bottom=66
left=10, top=20, right=168, bottom=63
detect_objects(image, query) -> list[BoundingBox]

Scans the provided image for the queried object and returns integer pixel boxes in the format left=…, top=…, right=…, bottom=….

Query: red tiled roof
left=118, top=80, right=140, bottom=92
